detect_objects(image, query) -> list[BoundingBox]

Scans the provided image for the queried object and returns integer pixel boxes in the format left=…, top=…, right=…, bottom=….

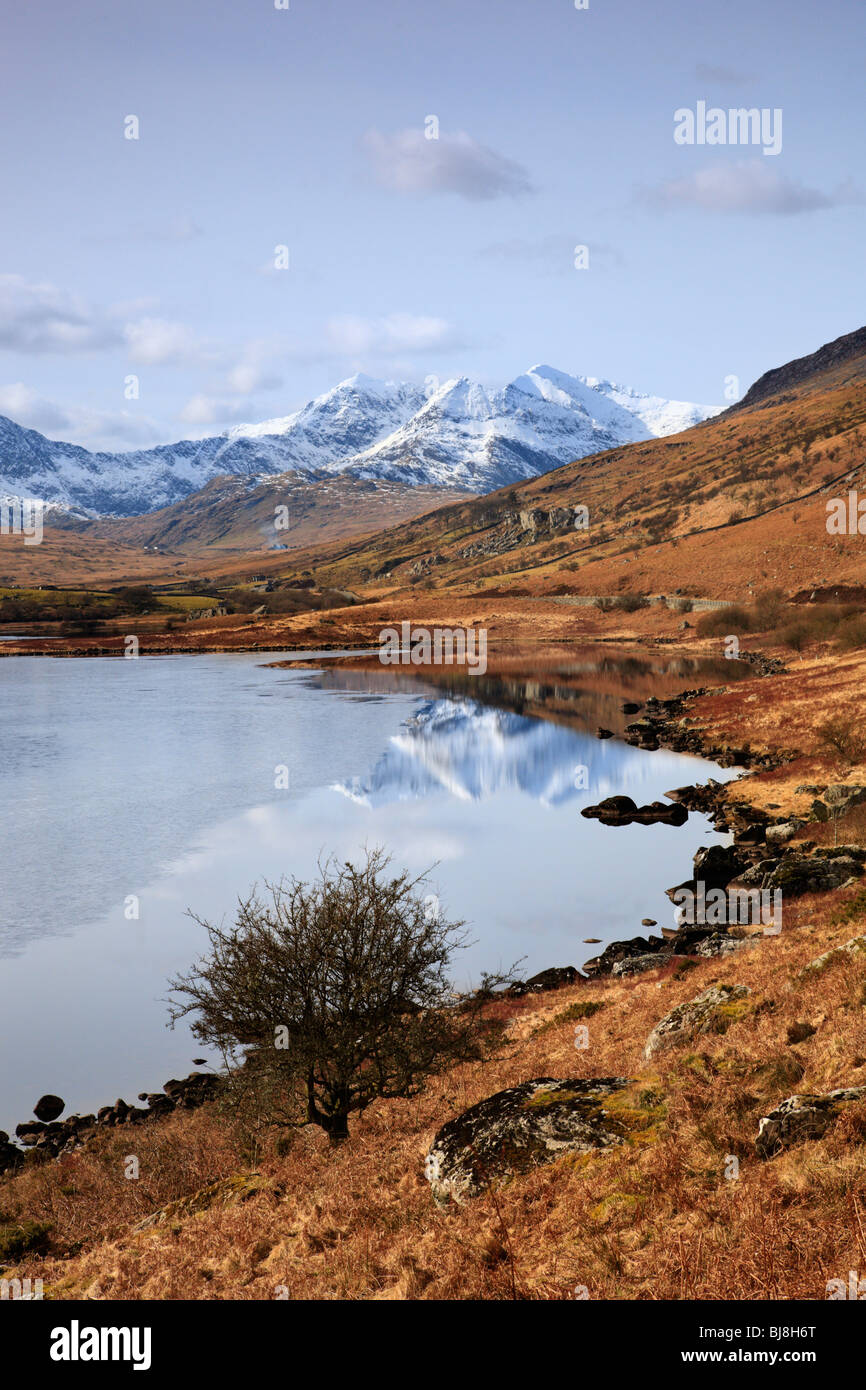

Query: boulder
left=424, top=1077, right=636, bottom=1205
left=0, top=1134, right=23, bottom=1174
left=581, top=796, right=687, bottom=827
left=797, top=934, right=866, bottom=977
left=33, top=1094, right=64, bottom=1122
left=644, top=984, right=751, bottom=1060
left=583, top=934, right=669, bottom=978
left=735, top=847, right=866, bottom=897
left=694, top=932, right=758, bottom=958
left=612, top=952, right=673, bottom=977
left=756, top=1087, right=866, bottom=1158
left=692, top=843, right=746, bottom=891
left=508, top=966, right=579, bottom=997
left=765, top=823, right=799, bottom=847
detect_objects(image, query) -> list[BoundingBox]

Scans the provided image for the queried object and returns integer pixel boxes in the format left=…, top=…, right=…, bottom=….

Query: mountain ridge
left=0, top=367, right=719, bottom=519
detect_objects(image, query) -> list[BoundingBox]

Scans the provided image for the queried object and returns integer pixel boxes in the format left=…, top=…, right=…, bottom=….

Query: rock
left=736, top=848, right=866, bottom=898
left=508, top=966, right=579, bottom=996
left=811, top=799, right=830, bottom=823
left=644, top=984, right=751, bottom=1059
left=694, top=932, right=758, bottom=958
left=596, top=727, right=614, bottom=740
left=0, top=1135, right=23, bottom=1174
left=756, top=1087, right=866, bottom=1158
left=581, top=795, right=638, bottom=824
left=15, top=1121, right=46, bottom=1142
left=33, top=1094, right=64, bottom=1122
left=133, top=1172, right=270, bottom=1231
left=612, top=952, right=673, bottom=977
left=641, top=918, right=658, bottom=927
left=622, top=702, right=642, bottom=715
left=765, top=823, right=798, bottom=847
left=692, top=844, right=746, bottom=891
left=825, top=784, right=866, bottom=815
left=581, top=796, right=687, bottom=827
left=583, top=934, right=669, bottom=978
left=787, top=1021, right=817, bottom=1044
left=797, top=935, right=866, bottom=977
left=424, top=1077, right=638, bottom=1205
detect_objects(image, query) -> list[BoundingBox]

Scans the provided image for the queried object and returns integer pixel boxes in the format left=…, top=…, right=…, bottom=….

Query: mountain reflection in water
left=336, top=697, right=697, bottom=808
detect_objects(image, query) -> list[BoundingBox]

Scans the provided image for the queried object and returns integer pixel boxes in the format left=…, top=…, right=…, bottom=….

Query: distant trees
left=169, top=849, right=508, bottom=1144
left=115, top=586, right=154, bottom=614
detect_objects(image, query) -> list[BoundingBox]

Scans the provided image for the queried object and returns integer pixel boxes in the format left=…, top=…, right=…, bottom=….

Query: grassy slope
left=3, top=886, right=865, bottom=1301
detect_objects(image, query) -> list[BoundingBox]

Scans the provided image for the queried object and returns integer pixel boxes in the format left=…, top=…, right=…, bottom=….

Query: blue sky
left=0, top=0, right=862, bottom=449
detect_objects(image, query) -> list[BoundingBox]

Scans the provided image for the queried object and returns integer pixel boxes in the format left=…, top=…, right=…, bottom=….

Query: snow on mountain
left=344, top=366, right=656, bottom=490
left=582, top=377, right=723, bottom=437
left=332, top=697, right=707, bottom=808
left=0, top=367, right=719, bottom=518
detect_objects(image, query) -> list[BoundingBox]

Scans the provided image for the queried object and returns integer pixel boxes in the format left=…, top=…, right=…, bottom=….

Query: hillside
left=266, top=327, right=866, bottom=605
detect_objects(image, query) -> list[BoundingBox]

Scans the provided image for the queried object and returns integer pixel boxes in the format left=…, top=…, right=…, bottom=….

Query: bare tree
left=169, top=848, right=510, bottom=1144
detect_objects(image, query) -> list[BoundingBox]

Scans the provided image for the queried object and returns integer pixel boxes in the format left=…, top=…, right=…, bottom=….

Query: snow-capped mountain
left=333, top=698, right=709, bottom=808
left=0, top=367, right=720, bottom=518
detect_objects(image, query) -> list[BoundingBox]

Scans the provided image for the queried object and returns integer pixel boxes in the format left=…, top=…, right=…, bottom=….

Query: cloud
left=363, top=128, right=534, bottom=200
left=177, top=394, right=259, bottom=428
left=123, top=317, right=216, bottom=367
left=0, top=275, right=121, bottom=354
left=222, top=340, right=285, bottom=394
left=641, top=162, right=861, bottom=215
left=324, top=313, right=464, bottom=356
left=0, top=382, right=165, bottom=449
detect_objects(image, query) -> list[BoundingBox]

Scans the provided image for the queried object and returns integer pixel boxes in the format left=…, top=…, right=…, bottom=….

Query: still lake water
left=0, top=651, right=738, bottom=1133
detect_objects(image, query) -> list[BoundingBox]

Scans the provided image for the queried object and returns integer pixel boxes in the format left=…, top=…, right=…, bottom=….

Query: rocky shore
left=0, top=1072, right=222, bottom=1176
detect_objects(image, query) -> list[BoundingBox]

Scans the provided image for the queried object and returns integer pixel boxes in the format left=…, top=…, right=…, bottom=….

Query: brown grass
left=3, top=879, right=866, bottom=1301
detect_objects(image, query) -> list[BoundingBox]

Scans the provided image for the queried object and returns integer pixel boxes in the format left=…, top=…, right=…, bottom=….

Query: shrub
left=0, top=1219, right=52, bottom=1261
left=170, top=848, right=513, bottom=1144
left=816, top=715, right=866, bottom=767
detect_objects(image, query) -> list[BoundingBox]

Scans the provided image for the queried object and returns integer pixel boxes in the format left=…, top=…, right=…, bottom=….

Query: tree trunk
left=326, top=1111, right=349, bottom=1145
left=307, top=1072, right=350, bottom=1143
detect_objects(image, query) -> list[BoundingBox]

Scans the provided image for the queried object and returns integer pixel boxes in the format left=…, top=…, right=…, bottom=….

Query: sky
left=0, top=0, right=862, bottom=451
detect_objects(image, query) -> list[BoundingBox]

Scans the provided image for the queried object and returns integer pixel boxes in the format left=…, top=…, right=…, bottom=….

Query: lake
left=0, top=650, right=739, bottom=1133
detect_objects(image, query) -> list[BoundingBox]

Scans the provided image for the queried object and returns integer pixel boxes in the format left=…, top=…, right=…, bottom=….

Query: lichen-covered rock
left=133, top=1172, right=269, bottom=1231
left=756, top=1087, right=866, bottom=1158
left=583, top=934, right=668, bottom=978
left=424, top=1077, right=639, bottom=1205
left=797, top=935, right=866, bottom=978
left=737, top=848, right=866, bottom=897
left=694, top=932, right=759, bottom=958
left=765, top=823, right=799, bottom=847
left=644, top=983, right=751, bottom=1059
left=612, top=952, right=673, bottom=977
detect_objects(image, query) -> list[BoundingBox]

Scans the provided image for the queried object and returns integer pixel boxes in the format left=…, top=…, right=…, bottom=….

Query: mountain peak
left=0, top=365, right=720, bottom=516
